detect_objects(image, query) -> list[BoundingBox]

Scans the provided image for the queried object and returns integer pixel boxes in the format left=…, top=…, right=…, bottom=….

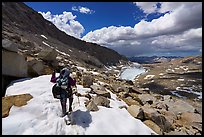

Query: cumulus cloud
left=39, top=11, right=84, bottom=38
left=72, top=6, right=95, bottom=14
left=151, top=28, right=202, bottom=51
left=82, top=2, right=202, bottom=57
left=133, top=2, right=159, bottom=14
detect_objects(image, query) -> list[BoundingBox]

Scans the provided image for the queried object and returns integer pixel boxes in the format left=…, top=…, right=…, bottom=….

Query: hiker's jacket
left=50, top=72, right=76, bottom=90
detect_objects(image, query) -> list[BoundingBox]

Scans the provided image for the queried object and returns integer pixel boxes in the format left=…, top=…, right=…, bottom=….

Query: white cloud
left=39, top=11, right=84, bottom=38
left=133, top=2, right=159, bottom=14
left=151, top=28, right=202, bottom=49
left=82, top=2, right=202, bottom=57
left=72, top=6, right=95, bottom=14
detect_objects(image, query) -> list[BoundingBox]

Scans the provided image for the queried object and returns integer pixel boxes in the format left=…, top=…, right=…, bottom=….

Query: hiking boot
left=68, top=107, right=72, bottom=112
left=60, top=113, right=67, bottom=117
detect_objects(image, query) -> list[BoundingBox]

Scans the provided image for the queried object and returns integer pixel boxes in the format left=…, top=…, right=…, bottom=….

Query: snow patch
left=90, top=71, right=99, bottom=75
left=42, top=41, right=53, bottom=48
left=119, top=63, right=146, bottom=81
left=55, top=49, right=70, bottom=57
left=41, top=35, right=48, bottom=39
left=144, top=75, right=155, bottom=80
left=177, top=79, right=184, bottom=81
left=76, top=66, right=87, bottom=72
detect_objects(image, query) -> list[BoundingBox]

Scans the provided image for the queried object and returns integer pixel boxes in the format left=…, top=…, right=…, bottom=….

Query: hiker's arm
left=69, top=77, right=76, bottom=86
left=50, top=71, right=57, bottom=83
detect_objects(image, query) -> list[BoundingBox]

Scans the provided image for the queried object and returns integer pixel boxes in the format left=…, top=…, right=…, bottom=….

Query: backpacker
left=52, top=68, right=70, bottom=99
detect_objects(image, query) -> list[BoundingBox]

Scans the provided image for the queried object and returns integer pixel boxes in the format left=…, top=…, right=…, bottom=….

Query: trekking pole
left=77, top=95, right=80, bottom=107
left=75, top=86, right=80, bottom=107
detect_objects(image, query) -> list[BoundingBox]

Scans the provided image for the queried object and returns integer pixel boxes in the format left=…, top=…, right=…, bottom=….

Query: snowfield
left=119, top=63, right=146, bottom=81
left=2, top=75, right=156, bottom=135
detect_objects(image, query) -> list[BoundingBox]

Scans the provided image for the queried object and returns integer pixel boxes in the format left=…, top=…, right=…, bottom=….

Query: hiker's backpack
left=52, top=84, right=61, bottom=99
left=52, top=68, right=70, bottom=99
left=56, top=68, right=70, bottom=90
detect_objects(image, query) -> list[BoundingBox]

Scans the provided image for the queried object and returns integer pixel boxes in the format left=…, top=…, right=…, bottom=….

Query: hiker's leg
left=68, top=96, right=73, bottom=112
left=60, top=96, right=67, bottom=115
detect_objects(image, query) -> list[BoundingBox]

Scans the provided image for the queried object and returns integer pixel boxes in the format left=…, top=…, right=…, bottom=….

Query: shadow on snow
left=72, top=109, right=92, bottom=128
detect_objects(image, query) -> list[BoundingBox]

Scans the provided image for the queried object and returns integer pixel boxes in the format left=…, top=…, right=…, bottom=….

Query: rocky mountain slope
left=2, top=2, right=127, bottom=95
left=2, top=2, right=127, bottom=66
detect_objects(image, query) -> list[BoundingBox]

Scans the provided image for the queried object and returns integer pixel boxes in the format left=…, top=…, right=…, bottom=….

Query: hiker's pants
left=60, top=89, right=73, bottom=114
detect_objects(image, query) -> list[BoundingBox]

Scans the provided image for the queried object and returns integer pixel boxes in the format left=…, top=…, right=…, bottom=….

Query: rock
left=2, top=93, right=33, bottom=118
left=76, top=71, right=82, bottom=78
left=84, top=93, right=92, bottom=100
left=84, top=99, right=90, bottom=107
left=192, top=123, right=202, bottom=133
left=118, top=91, right=130, bottom=98
left=125, top=80, right=134, bottom=85
left=163, top=95, right=173, bottom=100
left=151, top=114, right=173, bottom=133
left=92, top=95, right=110, bottom=108
left=180, top=112, right=202, bottom=124
left=37, top=47, right=57, bottom=61
left=118, top=105, right=127, bottom=109
left=143, top=120, right=163, bottom=135
left=27, top=59, right=45, bottom=76
left=128, top=87, right=143, bottom=94
left=82, top=75, right=93, bottom=88
left=94, top=90, right=111, bottom=99
left=155, top=102, right=168, bottom=110
left=164, top=130, right=188, bottom=135
left=118, top=86, right=129, bottom=93
left=51, top=60, right=59, bottom=68
left=90, top=85, right=111, bottom=98
left=111, top=85, right=129, bottom=93
left=159, top=110, right=177, bottom=126
left=127, top=105, right=144, bottom=120
left=90, top=85, right=105, bottom=91
left=2, top=50, right=28, bottom=77
left=2, top=39, right=18, bottom=53
left=123, top=97, right=142, bottom=106
left=175, top=112, right=202, bottom=133
left=86, top=100, right=99, bottom=112
left=141, top=105, right=159, bottom=119
left=167, top=100, right=196, bottom=115
left=138, top=94, right=157, bottom=105
left=132, top=96, right=144, bottom=106
left=150, top=113, right=173, bottom=133
left=141, top=106, right=173, bottom=132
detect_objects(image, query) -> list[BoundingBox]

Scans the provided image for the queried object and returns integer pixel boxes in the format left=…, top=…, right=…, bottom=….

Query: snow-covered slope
left=2, top=75, right=156, bottom=135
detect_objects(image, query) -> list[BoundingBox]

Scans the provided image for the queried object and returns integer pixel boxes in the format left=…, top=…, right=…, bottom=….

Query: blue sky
left=25, top=2, right=162, bottom=36
left=24, top=2, right=202, bottom=57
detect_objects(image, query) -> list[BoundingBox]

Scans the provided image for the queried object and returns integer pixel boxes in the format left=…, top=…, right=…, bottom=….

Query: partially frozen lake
left=119, top=63, right=146, bottom=81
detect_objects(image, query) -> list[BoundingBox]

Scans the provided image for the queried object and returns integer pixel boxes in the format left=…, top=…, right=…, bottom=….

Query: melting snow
left=177, top=79, right=185, bottom=81
left=42, top=41, right=53, bottom=48
left=144, top=75, right=155, bottom=80
left=55, top=49, right=70, bottom=57
left=41, top=35, right=47, bottom=39
left=171, top=87, right=202, bottom=99
left=119, top=63, right=146, bottom=81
